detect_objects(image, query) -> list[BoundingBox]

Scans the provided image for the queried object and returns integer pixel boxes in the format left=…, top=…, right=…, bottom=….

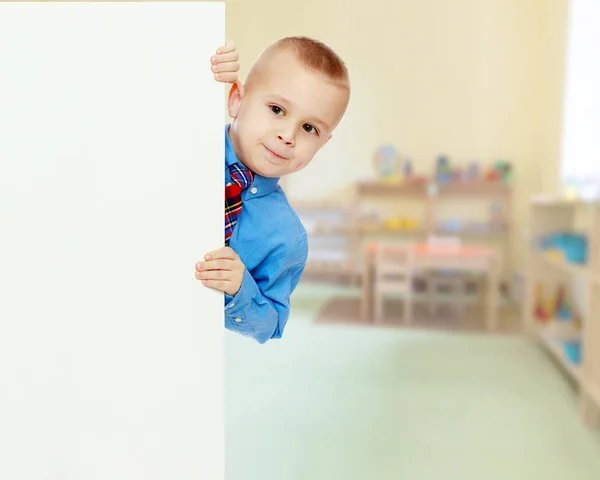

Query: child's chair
left=425, top=235, right=467, bottom=319
left=374, top=241, right=415, bottom=324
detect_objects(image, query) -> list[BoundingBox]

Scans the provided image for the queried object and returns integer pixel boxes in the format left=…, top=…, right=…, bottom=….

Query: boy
left=195, top=37, right=350, bottom=344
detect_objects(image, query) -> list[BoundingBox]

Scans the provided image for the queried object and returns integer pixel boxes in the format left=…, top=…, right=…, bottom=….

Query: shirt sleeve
left=223, top=234, right=308, bottom=344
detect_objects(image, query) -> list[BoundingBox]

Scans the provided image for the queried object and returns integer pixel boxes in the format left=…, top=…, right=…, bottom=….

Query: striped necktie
left=225, top=162, right=254, bottom=246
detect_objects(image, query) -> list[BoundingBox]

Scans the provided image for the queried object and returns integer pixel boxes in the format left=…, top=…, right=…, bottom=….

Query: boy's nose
left=277, top=132, right=295, bottom=146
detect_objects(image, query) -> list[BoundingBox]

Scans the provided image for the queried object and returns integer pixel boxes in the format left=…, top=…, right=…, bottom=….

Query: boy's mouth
left=263, top=145, right=287, bottom=161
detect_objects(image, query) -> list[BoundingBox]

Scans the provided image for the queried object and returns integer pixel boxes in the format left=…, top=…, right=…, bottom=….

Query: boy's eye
left=270, top=105, right=284, bottom=115
left=303, top=124, right=318, bottom=135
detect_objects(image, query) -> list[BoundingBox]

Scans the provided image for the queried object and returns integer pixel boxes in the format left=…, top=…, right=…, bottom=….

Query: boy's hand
left=210, top=40, right=239, bottom=83
left=195, top=247, right=245, bottom=296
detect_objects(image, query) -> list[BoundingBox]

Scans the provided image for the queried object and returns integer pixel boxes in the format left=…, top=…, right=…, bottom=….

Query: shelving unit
left=535, top=327, right=583, bottom=383
left=354, top=179, right=513, bottom=297
left=294, top=178, right=514, bottom=299
left=354, top=179, right=512, bottom=238
left=524, top=195, right=600, bottom=427
left=292, top=199, right=360, bottom=284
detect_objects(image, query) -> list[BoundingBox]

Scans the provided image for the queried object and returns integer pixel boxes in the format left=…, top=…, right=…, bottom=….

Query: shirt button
left=230, top=302, right=235, bottom=307
left=250, top=187, right=257, bottom=194
left=234, top=317, right=242, bottom=323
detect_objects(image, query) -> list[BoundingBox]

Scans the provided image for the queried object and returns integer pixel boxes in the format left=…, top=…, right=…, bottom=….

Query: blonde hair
left=247, top=36, right=350, bottom=89
left=272, top=36, right=349, bottom=86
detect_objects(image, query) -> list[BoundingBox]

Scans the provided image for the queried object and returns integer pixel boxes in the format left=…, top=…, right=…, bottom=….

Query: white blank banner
left=0, top=2, right=224, bottom=479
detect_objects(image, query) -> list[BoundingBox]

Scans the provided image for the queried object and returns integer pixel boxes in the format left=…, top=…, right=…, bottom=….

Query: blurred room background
left=224, top=1, right=600, bottom=478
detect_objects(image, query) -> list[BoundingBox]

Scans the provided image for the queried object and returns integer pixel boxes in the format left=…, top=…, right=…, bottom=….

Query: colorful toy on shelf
left=538, top=232, right=588, bottom=265
left=485, top=160, right=513, bottom=184
left=563, top=341, right=581, bottom=364
left=384, top=218, right=400, bottom=229
left=542, top=285, right=582, bottom=340
left=435, top=155, right=452, bottom=183
left=403, top=218, right=419, bottom=230
left=557, top=300, right=573, bottom=320
left=373, top=145, right=400, bottom=179
left=384, top=217, right=419, bottom=230
left=554, top=285, right=568, bottom=319
left=437, top=220, right=463, bottom=233
left=484, top=168, right=500, bottom=182
left=534, top=283, right=549, bottom=321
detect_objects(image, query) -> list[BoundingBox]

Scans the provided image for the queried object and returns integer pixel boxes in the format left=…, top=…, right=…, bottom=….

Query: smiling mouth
left=264, top=145, right=287, bottom=160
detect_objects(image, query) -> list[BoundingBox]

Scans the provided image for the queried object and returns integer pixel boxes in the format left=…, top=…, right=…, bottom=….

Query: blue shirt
left=223, top=124, right=308, bottom=344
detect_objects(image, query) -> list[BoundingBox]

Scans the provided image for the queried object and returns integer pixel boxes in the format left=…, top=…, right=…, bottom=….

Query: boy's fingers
left=206, top=247, right=237, bottom=261
left=196, top=269, right=228, bottom=280
left=214, top=72, right=238, bottom=83
left=212, top=61, right=240, bottom=73
left=197, top=259, right=232, bottom=272
left=217, top=40, right=236, bottom=54
left=211, top=51, right=239, bottom=64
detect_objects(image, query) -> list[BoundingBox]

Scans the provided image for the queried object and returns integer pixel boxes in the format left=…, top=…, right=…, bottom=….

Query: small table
left=361, top=242, right=501, bottom=330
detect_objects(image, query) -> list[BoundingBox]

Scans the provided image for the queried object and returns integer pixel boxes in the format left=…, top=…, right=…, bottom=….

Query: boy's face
left=227, top=48, right=349, bottom=178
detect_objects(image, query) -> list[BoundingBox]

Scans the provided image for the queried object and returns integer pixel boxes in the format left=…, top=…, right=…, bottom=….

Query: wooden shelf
left=292, top=199, right=353, bottom=210
left=525, top=196, right=600, bottom=428
left=434, top=228, right=510, bottom=237
left=296, top=178, right=514, bottom=289
left=436, top=181, right=511, bottom=196
left=355, top=226, right=509, bottom=237
left=304, top=260, right=353, bottom=272
left=293, top=200, right=361, bottom=285
left=530, top=195, right=595, bottom=207
left=586, top=383, right=600, bottom=410
left=307, top=225, right=356, bottom=236
left=536, top=327, right=583, bottom=384
left=356, top=179, right=511, bottom=197
left=537, top=252, right=588, bottom=276
left=356, top=181, right=427, bottom=196
left=357, top=223, right=426, bottom=235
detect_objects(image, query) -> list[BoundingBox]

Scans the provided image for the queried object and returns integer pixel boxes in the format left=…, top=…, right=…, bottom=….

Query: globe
left=373, top=145, right=399, bottom=178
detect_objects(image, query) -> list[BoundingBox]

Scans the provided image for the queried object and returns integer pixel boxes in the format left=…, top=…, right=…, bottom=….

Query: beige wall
left=226, top=0, right=569, bottom=269
left=535, top=0, right=569, bottom=194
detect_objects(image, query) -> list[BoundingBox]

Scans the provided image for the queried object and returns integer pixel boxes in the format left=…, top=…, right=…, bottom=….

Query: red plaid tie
left=225, top=163, right=254, bottom=246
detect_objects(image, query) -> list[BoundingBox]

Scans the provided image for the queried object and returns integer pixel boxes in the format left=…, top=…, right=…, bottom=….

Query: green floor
left=225, top=285, right=600, bottom=480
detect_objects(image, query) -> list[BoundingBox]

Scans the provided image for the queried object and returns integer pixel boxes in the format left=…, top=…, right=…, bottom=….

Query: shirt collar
left=225, top=124, right=280, bottom=198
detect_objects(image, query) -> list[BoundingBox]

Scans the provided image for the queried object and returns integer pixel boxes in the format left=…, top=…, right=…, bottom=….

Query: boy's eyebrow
left=268, top=94, right=331, bottom=131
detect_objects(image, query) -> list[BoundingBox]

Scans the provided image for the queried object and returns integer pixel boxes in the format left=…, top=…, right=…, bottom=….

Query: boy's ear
left=227, top=81, right=245, bottom=118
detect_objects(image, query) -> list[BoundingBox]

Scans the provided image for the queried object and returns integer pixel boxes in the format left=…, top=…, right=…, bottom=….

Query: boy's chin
left=253, top=167, right=284, bottom=178
left=246, top=160, right=287, bottom=178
